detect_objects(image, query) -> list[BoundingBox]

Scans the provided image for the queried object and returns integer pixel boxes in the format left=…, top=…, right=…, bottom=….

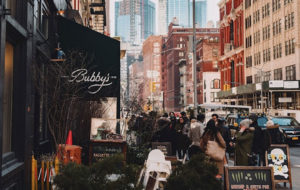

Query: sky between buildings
left=110, top=0, right=220, bottom=36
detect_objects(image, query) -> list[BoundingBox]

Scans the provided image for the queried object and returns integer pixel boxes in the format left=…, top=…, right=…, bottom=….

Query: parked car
left=271, top=116, right=300, bottom=144
left=226, top=113, right=268, bottom=130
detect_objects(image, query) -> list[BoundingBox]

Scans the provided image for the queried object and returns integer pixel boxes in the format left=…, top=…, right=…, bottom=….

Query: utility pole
left=192, top=0, right=197, bottom=115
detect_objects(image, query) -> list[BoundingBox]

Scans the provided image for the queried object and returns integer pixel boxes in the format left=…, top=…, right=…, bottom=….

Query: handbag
left=205, top=140, right=225, bottom=161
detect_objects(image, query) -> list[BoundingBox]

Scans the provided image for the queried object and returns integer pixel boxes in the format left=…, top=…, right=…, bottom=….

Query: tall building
left=141, top=0, right=156, bottom=39
left=115, top=0, right=155, bottom=44
left=158, top=0, right=167, bottom=35
left=243, top=0, right=300, bottom=114
left=167, top=0, right=207, bottom=28
left=162, top=22, right=219, bottom=112
left=167, top=0, right=191, bottom=27
left=195, top=0, right=207, bottom=28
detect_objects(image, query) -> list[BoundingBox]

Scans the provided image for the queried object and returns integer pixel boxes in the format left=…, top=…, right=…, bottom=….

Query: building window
left=285, top=12, right=294, bottom=30
left=246, top=76, right=253, bottom=84
left=262, top=3, right=270, bottom=19
left=210, top=92, right=215, bottom=102
left=273, top=43, right=282, bottom=60
left=263, top=48, right=271, bottom=62
left=286, top=65, right=296, bottom=80
left=254, top=30, right=260, bottom=44
left=211, top=79, right=220, bottom=89
left=3, top=42, right=14, bottom=154
left=246, top=35, right=252, bottom=48
left=274, top=68, right=283, bottom=80
left=254, top=52, right=261, bottom=65
left=204, top=92, right=206, bottom=103
left=245, top=16, right=252, bottom=29
left=264, top=71, right=271, bottom=81
left=263, top=25, right=270, bottom=40
left=246, top=56, right=252, bottom=68
left=245, top=0, right=252, bottom=9
left=5, top=0, right=17, bottom=18
left=272, top=0, right=281, bottom=12
left=255, top=74, right=261, bottom=83
left=253, top=10, right=260, bottom=24
left=285, top=39, right=295, bottom=56
left=273, top=19, right=281, bottom=36
left=284, top=0, right=293, bottom=5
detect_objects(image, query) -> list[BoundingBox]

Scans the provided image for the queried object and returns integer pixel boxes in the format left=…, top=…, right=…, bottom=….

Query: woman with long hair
left=200, top=119, right=226, bottom=176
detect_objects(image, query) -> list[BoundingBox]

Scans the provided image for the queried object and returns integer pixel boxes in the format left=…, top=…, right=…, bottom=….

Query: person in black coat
left=265, top=120, right=284, bottom=146
left=217, top=118, right=233, bottom=154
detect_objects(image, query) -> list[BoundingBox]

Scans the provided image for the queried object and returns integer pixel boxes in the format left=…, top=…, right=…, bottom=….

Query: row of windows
left=245, top=0, right=252, bottom=9
left=247, top=0, right=292, bottom=9
left=284, top=0, right=293, bottom=5
left=247, top=64, right=296, bottom=84
left=247, top=40, right=295, bottom=67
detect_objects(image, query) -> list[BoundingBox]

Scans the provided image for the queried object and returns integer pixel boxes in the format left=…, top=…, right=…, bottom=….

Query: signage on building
left=256, top=83, right=262, bottom=91
left=278, top=97, right=292, bottom=103
left=269, top=81, right=284, bottom=88
left=232, top=87, right=237, bottom=94
left=283, top=81, right=299, bottom=89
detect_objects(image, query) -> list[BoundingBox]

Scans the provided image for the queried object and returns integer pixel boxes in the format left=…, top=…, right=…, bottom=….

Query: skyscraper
left=194, top=0, right=207, bottom=28
left=141, top=0, right=156, bottom=39
left=166, top=0, right=207, bottom=28
left=158, top=0, right=167, bottom=35
left=167, top=0, right=191, bottom=28
left=115, top=0, right=155, bottom=44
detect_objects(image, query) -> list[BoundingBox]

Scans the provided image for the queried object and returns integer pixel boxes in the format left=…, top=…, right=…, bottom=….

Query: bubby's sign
left=67, top=69, right=117, bottom=94
left=225, top=166, right=275, bottom=190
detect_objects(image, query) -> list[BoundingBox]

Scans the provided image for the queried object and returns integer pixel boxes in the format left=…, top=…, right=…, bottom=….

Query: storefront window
left=2, top=42, right=14, bottom=154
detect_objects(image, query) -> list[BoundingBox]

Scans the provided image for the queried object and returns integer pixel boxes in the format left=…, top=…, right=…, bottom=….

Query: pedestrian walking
left=235, top=119, right=254, bottom=166
left=200, top=119, right=226, bottom=176
left=174, top=116, right=190, bottom=159
left=217, top=118, right=233, bottom=162
left=188, top=114, right=205, bottom=158
left=212, top=113, right=219, bottom=124
left=265, top=120, right=284, bottom=145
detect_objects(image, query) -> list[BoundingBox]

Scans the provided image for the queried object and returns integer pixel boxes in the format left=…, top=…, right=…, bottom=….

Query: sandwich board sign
left=224, top=166, right=275, bottom=190
left=265, top=144, right=292, bottom=189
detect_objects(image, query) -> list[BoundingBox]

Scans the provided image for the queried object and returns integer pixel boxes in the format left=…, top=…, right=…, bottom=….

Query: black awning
left=57, top=16, right=120, bottom=100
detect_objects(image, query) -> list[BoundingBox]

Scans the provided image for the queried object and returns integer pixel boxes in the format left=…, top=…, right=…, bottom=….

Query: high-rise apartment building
left=195, top=0, right=207, bottom=28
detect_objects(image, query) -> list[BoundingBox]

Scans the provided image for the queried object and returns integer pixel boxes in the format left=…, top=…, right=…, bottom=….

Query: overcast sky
left=110, top=0, right=220, bottom=36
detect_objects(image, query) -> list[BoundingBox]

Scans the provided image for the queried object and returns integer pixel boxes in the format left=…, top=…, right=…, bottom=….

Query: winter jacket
left=188, top=119, right=203, bottom=147
left=218, top=125, right=232, bottom=152
left=251, top=122, right=266, bottom=154
left=266, top=125, right=284, bottom=145
left=235, top=128, right=254, bottom=166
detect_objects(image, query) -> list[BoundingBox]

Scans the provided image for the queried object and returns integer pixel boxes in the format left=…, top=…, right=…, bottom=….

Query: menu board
left=265, top=144, right=292, bottom=186
left=89, top=140, right=127, bottom=164
left=225, top=166, right=275, bottom=190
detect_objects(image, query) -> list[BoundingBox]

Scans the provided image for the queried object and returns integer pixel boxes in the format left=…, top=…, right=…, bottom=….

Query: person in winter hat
left=265, top=120, right=284, bottom=146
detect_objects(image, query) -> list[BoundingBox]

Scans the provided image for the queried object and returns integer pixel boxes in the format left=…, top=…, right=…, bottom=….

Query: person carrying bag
left=200, top=119, right=226, bottom=175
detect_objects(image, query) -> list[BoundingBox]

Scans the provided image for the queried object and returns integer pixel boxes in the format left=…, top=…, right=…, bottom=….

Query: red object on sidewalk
left=66, top=130, right=73, bottom=145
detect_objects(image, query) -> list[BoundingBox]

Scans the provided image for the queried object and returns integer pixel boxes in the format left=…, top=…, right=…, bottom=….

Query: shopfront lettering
left=68, top=69, right=114, bottom=94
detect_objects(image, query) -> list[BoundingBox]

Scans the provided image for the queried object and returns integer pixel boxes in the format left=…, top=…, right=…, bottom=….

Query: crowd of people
left=152, top=112, right=284, bottom=177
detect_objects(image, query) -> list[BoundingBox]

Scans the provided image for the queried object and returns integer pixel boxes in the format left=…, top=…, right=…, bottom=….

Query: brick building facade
left=142, top=35, right=163, bottom=111
left=162, top=22, right=219, bottom=112
left=219, top=0, right=244, bottom=91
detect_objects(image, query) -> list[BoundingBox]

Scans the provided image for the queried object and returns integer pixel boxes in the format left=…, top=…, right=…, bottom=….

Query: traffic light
left=150, top=82, right=156, bottom=92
